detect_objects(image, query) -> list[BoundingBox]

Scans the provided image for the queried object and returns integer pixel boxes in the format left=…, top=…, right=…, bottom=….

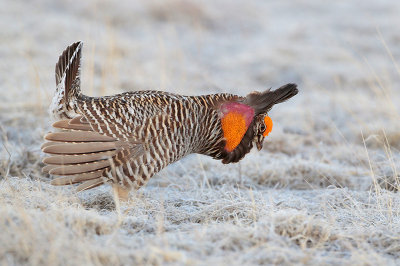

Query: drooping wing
left=42, top=113, right=175, bottom=191
left=41, top=116, right=145, bottom=191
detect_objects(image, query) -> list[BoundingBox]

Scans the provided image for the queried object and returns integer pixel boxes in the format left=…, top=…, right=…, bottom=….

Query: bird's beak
left=256, top=135, right=264, bottom=151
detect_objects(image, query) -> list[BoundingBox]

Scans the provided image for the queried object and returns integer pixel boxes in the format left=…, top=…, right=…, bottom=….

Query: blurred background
left=1, top=0, right=400, bottom=188
left=1, top=1, right=400, bottom=264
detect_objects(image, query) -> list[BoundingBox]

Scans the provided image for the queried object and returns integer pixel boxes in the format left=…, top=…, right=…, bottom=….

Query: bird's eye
left=260, top=124, right=266, bottom=132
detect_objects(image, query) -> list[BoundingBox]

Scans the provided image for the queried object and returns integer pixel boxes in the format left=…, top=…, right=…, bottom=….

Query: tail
left=49, top=41, right=83, bottom=119
left=243, top=83, right=298, bottom=115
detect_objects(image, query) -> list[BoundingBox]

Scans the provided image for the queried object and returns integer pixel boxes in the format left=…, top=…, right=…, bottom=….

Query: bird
left=41, top=41, right=298, bottom=200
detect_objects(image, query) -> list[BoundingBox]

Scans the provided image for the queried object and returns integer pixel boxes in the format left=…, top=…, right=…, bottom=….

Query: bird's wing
left=42, top=113, right=174, bottom=191
left=44, top=41, right=176, bottom=191
left=42, top=116, right=140, bottom=190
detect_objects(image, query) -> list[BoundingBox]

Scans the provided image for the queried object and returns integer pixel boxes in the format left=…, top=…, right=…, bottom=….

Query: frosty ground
left=1, top=0, right=400, bottom=265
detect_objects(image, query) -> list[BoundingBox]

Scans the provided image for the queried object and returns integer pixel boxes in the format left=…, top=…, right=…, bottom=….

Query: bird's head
left=252, top=114, right=273, bottom=151
left=217, top=83, right=297, bottom=164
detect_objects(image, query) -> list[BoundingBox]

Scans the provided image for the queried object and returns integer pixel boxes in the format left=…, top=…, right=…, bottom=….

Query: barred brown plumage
left=42, top=41, right=298, bottom=199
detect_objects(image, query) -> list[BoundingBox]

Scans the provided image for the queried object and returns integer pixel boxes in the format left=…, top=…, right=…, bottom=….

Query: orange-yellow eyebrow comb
left=263, top=116, right=273, bottom=137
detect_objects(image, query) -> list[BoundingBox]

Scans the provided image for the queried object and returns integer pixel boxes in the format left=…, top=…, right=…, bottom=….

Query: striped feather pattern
left=43, top=41, right=298, bottom=194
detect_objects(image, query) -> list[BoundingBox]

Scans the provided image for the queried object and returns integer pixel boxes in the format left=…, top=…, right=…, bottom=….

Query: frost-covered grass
left=1, top=0, right=400, bottom=265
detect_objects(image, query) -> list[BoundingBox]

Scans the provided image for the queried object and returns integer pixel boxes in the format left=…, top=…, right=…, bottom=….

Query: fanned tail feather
left=50, top=41, right=84, bottom=119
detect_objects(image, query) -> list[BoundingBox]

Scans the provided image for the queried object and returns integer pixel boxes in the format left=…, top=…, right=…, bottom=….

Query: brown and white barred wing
left=42, top=103, right=187, bottom=191
left=110, top=114, right=187, bottom=189
left=42, top=116, right=120, bottom=190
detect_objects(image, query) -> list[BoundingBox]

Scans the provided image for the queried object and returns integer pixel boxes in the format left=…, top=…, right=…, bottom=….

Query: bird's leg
left=112, top=185, right=131, bottom=224
left=112, top=184, right=131, bottom=202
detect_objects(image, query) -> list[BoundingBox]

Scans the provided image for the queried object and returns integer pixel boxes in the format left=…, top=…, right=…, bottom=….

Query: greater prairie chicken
left=42, top=41, right=298, bottom=198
